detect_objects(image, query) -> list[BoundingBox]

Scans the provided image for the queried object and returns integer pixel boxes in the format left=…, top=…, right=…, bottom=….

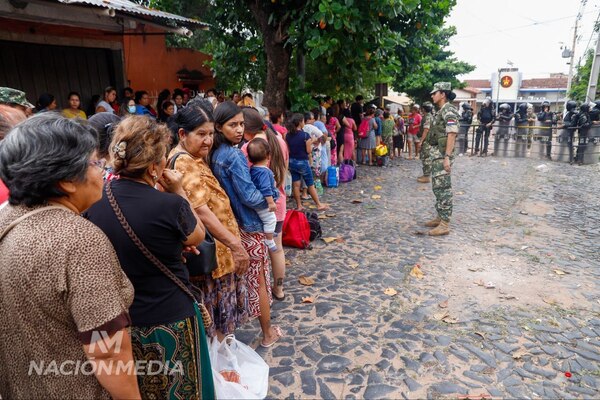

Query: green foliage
left=569, top=50, right=599, bottom=102
left=142, top=0, right=471, bottom=109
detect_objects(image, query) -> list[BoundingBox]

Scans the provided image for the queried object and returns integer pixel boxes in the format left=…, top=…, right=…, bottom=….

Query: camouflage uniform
left=419, top=111, right=434, bottom=177
left=0, top=87, right=34, bottom=108
left=428, top=101, right=459, bottom=222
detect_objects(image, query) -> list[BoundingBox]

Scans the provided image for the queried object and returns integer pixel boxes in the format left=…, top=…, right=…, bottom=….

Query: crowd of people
left=4, top=80, right=594, bottom=398
left=0, top=83, right=434, bottom=400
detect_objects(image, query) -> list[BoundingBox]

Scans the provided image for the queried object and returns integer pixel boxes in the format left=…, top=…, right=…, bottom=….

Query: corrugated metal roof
left=56, top=0, right=208, bottom=29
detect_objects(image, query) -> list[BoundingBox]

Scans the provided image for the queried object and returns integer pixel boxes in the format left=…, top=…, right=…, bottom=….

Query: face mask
left=128, top=105, right=136, bottom=113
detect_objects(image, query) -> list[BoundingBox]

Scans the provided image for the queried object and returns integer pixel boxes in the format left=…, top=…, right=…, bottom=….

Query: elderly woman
left=241, top=107, right=289, bottom=301
left=0, top=114, right=140, bottom=399
left=168, top=101, right=250, bottom=341
left=86, top=116, right=214, bottom=399
left=211, top=101, right=283, bottom=348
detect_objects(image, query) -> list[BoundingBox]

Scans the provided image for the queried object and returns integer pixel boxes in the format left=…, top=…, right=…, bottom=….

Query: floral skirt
left=190, top=272, right=249, bottom=337
left=130, top=306, right=215, bottom=400
left=239, top=229, right=271, bottom=317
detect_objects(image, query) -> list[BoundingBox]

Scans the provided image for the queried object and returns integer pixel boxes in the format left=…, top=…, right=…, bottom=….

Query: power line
left=452, top=9, right=598, bottom=40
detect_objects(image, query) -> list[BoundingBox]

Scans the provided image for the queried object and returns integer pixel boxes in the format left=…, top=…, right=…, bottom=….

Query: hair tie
left=113, top=141, right=127, bottom=159
left=262, top=124, right=267, bottom=131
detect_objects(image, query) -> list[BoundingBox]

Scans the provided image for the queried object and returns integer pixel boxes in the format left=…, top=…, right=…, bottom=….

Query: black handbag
left=168, top=151, right=218, bottom=276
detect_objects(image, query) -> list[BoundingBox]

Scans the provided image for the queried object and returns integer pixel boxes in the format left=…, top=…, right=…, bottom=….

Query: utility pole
left=566, top=11, right=581, bottom=95
left=585, top=33, right=600, bottom=102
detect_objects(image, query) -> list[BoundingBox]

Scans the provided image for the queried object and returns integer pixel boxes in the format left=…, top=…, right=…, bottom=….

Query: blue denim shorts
left=289, top=158, right=314, bottom=186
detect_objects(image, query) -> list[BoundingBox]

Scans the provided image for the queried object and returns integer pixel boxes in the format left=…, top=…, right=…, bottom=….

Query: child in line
left=247, top=138, right=279, bottom=251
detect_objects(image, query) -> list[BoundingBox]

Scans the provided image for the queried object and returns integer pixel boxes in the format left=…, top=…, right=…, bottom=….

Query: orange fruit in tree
left=319, top=20, right=326, bottom=29
left=249, top=55, right=257, bottom=62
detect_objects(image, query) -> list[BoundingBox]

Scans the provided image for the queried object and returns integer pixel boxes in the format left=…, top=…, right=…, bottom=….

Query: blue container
left=327, top=166, right=339, bottom=188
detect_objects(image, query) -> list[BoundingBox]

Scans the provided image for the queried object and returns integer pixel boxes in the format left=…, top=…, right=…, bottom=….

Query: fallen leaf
left=325, top=213, right=336, bottom=218
left=542, top=297, right=556, bottom=305
left=409, top=265, right=424, bottom=279
left=468, top=267, right=480, bottom=272
left=334, top=237, right=345, bottom=243
left=348, top=262, right=359, bottom=269
left=521, top=245, right=529, bottom=250
left=308, top=205, right=317, bottom=209
left=442, top=316, right=459, bottom=324
left=485, top=281, right=496, bottom=289
left=433, top=311, right=449, bottom=321
left=351, top=199, right=363, bottom=204
left=374, top=185, right=382, bottom=190
left=553, top=269, right=568, bottom=275
left=298, top=276, right=315, bottom=286
left=455, top=191, right=465, bottom=195
left=384, top=288, right=397, bottom=296
left=318, top=214, right=329, bottom=219
left=474, top=331, right=486, bottom=340
left=500, top=295, right=517, bottom=300
left=438, top=300, right=449, bottom=308
left=568, top=255, right=577, bottom=261
left=474, top=279, right=485, bottom=286
left=301, top=296, right=315, bottom=304
left=520, top=210, right=528, bottom=215
left=322, top=237, right=337, bottom=243
left=512, top=349, right=530, bottom=359
left=371, top=194, right=381, bottom=199
left=418, top=186, right=428, bottom=191
left=285, top=259, right=292, bottom=266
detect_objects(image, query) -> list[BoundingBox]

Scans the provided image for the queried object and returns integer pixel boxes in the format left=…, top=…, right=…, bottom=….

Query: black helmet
left=518, top=103, right=528, bottom=112
left=461, top=102, right=471, bottom=110
left=541, top=101, right=550, bottom=108
left=422, top=102, right=433, bottom=112
left=579, top=103, right=590, bottom=113
left=566, top=100, right=577, bottom=111
left=499, top=103, right=510, bottom=111
left=594, top=100, right=600, bottom=110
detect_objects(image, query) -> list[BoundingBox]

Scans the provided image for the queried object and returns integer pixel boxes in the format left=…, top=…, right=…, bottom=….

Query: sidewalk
left=238, top=156, right=600, bottom=399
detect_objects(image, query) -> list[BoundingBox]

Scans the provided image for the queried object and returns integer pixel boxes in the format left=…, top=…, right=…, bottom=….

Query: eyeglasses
left=89, top=159, right=107, bottom=170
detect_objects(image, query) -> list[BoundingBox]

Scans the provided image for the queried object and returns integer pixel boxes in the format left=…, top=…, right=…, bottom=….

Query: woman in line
left=36, top=93, right=57, bottom=113
left=359, top=107, right=377, bottom=165
left=286, top=113, right=329, bottom=211
left=325, top=107, right=341, bottom=166
left=342, top=106, right=357, bottom=162
left=95, top=86, right=117, bottom=114
left=168, top=101, right=250, bottom=341
left=119, top=98, right=137, bottom=117
left=158, top=100, right=175, bottom=123
left=241, top=107, right=289, bottom=301
left=62, top=91, right=87, bottom=119
left=210, top=101, right=283, bottom=347
left=86, top=116, right=214, bottom=399
left=0, top=113, right=140, bottom=399
left=134, top=91, right=155, bottom=118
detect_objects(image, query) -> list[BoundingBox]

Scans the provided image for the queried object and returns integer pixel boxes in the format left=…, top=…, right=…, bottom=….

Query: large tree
left=147, top=0, right=470, bottom=109
left=569, top=49, right=600, bottom=102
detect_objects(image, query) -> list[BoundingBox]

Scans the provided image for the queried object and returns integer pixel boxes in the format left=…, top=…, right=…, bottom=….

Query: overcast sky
left=446, top=0, right=600, bottom=80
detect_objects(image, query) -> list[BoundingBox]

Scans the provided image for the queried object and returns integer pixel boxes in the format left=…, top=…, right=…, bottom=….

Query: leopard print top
left=0, top=204, right=134, bottom=399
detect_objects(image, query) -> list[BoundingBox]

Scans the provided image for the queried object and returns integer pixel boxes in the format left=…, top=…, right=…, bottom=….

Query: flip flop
left=260, top=326, right=284, bottom=348
left=273, top=292, right=285, bottom=301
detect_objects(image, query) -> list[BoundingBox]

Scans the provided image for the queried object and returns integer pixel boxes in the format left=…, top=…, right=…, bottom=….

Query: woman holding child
left=210, top=101, right=283, bottom=348
left=167, top=100, right=250, bottom=341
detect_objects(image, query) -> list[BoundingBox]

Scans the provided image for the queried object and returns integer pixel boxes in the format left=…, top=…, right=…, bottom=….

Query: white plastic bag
left=284, top=171, right=292, bottom=197
left=209, top=335, right=269, bottom=399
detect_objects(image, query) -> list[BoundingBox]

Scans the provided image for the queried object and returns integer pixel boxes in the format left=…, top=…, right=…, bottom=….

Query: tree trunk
left=245, top=1, right=292, bottom=110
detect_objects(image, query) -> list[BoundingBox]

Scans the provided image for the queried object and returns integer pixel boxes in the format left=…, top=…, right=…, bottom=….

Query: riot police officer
left=458, top=102, right=473, bottom=154
left=575, top=103, right=591, bottom=165
left=514, top=103, right=529, bottom=157
left=590, top=100, right=600, bottom=123
left=537, top=101, right=557, bottom=160
left=561, top=100, right=579, bottom=164
left=494, top=103, right=513, bottom=157
left=475, top=99, right=495, bottom=156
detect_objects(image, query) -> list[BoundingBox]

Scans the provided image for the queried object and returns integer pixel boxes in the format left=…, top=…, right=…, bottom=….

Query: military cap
left=430, top=82, right=452, bottom=94
left=0, top=87, right=34, bottom=108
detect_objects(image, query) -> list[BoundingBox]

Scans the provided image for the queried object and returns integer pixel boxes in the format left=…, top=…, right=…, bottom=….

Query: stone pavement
left=236, top=155, right=600, bottom=399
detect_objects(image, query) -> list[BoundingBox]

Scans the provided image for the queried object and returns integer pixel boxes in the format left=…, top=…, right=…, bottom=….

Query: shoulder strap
left=168, top=151, right=190, bottom=169
left=0, top=206, right=67, bottom=241
left=105, top=181, right=199, bottom=303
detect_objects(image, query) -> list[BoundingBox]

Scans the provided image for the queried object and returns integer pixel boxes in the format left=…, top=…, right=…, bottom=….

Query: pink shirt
left=241, top=134, right=289, bottom=222
left=0, top=180, right=8, bottom=204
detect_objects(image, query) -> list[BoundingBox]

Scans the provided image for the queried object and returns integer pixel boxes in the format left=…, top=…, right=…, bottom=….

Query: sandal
left=260, top=326, right=284, bottom=348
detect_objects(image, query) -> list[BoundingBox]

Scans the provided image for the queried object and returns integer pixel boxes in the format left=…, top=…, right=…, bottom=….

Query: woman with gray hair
left=0, top=113, right=141, bottom=399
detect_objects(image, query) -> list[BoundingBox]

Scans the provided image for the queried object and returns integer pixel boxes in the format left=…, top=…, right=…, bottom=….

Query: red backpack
left=358, top=117, right=371, bottom=138
left=282, top=210, right=311, bottom=249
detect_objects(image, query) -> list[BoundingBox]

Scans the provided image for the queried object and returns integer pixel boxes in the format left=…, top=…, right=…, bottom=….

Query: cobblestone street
left=237, top=156, right=600, bottom=399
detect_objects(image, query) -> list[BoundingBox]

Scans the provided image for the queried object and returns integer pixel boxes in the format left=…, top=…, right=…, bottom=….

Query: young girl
left=285, top=113, right=328, bottom=211
left=247, top=138, right=279, bottom=252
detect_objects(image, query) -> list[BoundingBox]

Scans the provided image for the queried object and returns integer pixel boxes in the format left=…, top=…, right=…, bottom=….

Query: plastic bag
left=209, top=335, right=269, bottom=399
left=284, top=171, right=292, bottom=197
left=375, top=144, right=388, bottom=157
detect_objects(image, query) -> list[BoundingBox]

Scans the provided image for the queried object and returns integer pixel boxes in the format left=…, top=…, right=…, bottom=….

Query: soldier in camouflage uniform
left=424, top=82, right=459, bottom=236
left=417, top=101, right=434, bottom=183
left=0, top=87, right=34, bottom=114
